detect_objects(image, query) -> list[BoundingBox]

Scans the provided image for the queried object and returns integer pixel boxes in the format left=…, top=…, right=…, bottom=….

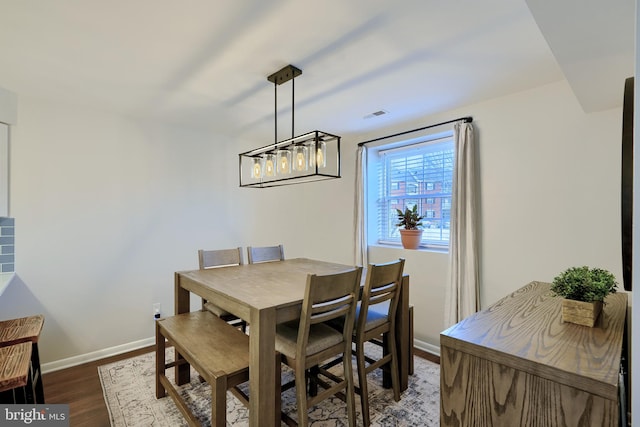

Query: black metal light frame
left=239, top=65, right=341, bottom=188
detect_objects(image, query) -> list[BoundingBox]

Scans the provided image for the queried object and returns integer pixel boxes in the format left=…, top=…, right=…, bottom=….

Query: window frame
left=365, top=130, right=455, bottom=251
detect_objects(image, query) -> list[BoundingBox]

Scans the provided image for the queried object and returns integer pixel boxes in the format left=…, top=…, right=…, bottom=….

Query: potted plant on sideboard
left=550, top=266, right=618, bottom=327
left=395, top=205, right=424, bottom=250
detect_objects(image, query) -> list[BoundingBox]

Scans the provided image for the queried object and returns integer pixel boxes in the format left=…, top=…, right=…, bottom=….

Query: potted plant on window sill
left=395, top=206, right=424, bottom=250
left=550, top=266, right=617, bottom=327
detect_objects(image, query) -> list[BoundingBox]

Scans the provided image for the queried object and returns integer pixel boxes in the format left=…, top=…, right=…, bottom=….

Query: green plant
left=395, top=205, right=424, bottom=230
left=550, top=266, right=618, bottom=302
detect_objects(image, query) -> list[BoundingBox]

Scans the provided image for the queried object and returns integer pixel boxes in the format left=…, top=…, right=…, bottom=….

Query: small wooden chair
left=0, top=314, right=45, bottom=404
left=247, top=244, right=285, bottom=264
left=198, top=248, right=245, bottom=330
left=156, top=310, right=251, bottom=427
left=275, top=267, right=362, bottom=427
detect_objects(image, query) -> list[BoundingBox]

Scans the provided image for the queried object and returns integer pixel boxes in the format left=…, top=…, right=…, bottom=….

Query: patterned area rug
left=98, top=346, right=440, bottom=426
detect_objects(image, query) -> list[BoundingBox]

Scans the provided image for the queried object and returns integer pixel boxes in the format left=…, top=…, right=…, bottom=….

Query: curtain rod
left=357, top=116, right=472, bottom=146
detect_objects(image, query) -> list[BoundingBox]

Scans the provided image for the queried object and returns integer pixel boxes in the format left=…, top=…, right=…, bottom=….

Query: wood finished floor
left=42, top=346, right=439, bottom=427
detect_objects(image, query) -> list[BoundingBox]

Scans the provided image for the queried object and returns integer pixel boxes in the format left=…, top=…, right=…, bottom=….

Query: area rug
left=98, top=346, right=440, bottom=426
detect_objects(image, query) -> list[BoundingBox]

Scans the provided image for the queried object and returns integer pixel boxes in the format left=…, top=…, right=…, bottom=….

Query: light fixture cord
left=274, top=82, right=277, bottom=144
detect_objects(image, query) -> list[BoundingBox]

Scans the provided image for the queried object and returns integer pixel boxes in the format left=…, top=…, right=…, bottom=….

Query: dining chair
left=353, top=258, right=405, bottom=427
left=247, top=244, right=285, bottom=264
left=198, top=247, right=246, bottom=331
left=275, top=267, right=362, bottom=427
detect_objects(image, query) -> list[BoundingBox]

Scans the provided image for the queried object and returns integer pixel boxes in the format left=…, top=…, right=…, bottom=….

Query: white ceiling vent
left=364, top=110, right=389, bottom=119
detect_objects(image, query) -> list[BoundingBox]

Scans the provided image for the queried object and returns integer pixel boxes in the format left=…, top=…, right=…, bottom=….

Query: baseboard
left=414, top=338, right=440, bottom=357
left=42, top=336, right=155, bottom=374
left=42, top=335, right=440, bottom=374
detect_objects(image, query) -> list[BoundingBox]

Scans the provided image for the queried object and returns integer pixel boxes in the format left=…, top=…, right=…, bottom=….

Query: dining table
left=173, top=257, right=411, bottom=427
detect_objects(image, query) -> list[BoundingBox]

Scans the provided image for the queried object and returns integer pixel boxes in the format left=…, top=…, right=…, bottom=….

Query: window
left=406, top=183, right=419, bottom=195
left=367, top=132, right=454, bottom=249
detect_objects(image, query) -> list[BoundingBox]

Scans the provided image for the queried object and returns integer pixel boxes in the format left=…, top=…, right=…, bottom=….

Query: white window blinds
left=375, top=135, right=454, bottom=248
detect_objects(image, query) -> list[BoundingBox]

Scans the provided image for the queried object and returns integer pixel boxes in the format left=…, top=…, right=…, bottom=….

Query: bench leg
left=155, top=321, right=166, bottom=399
left=31, top=343, right=45, bottom=404
left=211, top=376, right=227, bottom=427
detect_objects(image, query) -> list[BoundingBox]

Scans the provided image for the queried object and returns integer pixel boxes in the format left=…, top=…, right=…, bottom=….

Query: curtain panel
left=354, top=145, right=368, bottom=266
left=445, top=122, right=479, bottom=326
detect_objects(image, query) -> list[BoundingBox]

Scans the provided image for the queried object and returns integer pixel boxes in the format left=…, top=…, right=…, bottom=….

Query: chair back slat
left=310, top=294, right=353, bottom=325
left=247, top=245, right=285, bottom=264
left=368, top=282, right=398, bottom=306
left=198, top=247, right=243, bottom=269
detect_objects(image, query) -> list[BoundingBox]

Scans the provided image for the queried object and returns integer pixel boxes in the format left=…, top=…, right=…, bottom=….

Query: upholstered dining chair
left=247, top=244, right=285, bottom=264
left=275, top=267, right=362, bottom=427
left=320, top=258, right=405, bottom=427
left=352, top=258, right=405, bottom=426
left=198, top=248, right=246, bottom=331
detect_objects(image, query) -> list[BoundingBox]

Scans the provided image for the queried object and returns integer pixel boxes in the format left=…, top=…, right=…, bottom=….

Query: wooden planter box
left=561, top=299, right=603, bottom=327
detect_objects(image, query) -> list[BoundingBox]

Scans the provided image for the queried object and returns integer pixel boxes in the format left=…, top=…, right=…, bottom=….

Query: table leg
left=174, top=272, right=191, bottom=385
left=398, top=275, right=410, bottom=391
left=409, top=305, right=414, bottom=375
left=249, top=307, right=277, bottom=427
left=383, top=274, right=410, bottom=391
left=155, top=321, right=166, bottom=399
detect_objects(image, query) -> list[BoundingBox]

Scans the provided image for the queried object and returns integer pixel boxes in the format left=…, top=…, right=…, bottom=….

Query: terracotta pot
left=399, top=229, right=423, bottom=249
left=561, top=299, right=603, bottom=327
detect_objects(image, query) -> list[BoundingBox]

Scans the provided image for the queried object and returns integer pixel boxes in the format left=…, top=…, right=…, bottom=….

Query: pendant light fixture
left=239, top=65, right=341, bottom=188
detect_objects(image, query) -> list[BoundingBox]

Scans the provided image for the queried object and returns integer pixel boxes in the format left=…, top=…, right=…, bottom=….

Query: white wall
left=376, top=80, right=624, bottom=349
left=0, top=85, right=17, bottom=125
left=473, top=82, right=622, bottom=305
left=0, top=95, right=241, bottom=364
left=0, top=78, right=625, bottom=368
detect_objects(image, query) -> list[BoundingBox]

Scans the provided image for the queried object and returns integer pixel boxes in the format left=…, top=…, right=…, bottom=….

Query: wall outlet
left=153, top=303, right=161, bottom=319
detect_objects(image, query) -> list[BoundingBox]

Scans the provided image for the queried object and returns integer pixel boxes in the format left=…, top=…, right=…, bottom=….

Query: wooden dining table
left=174, top=258, right=411, bottom=427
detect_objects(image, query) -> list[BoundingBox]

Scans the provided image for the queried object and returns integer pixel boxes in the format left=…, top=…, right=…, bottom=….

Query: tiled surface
left=0, top=217, right=14, bottom=273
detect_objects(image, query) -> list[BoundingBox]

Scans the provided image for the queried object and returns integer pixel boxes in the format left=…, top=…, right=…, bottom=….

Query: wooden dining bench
left=155, top=310, right=251, bottom=427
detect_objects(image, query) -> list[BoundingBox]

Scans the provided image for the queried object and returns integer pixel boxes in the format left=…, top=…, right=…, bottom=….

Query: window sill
left=369, top=243, right=448, bottom=255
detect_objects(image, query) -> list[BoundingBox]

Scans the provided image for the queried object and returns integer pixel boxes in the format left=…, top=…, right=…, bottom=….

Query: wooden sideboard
left=440, top=281, right=627, bottom=427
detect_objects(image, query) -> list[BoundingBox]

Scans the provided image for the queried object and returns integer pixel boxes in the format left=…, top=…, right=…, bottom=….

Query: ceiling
left=0, top=0, right=634, bottom=143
